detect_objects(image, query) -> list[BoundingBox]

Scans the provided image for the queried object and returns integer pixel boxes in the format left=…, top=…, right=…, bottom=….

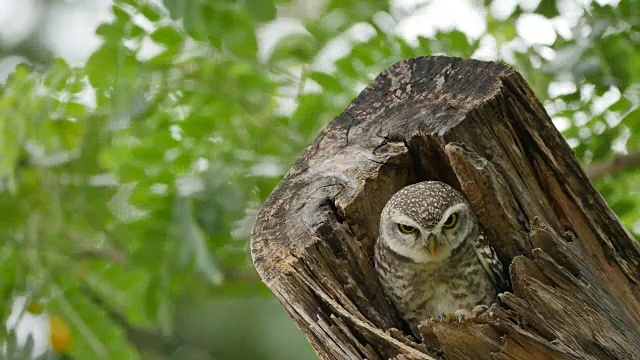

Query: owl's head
left=378, top=181, right=477, bottom=263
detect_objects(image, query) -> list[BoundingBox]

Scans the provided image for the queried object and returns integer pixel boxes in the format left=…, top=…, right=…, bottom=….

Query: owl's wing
left=474, top=232, right=508, bottom=291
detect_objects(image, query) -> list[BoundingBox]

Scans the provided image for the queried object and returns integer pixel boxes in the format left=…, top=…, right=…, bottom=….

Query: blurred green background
left=0, top=0, right=638, bottom=359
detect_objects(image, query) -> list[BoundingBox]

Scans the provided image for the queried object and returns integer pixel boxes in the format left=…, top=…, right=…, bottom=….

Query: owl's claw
left=431, top=310, right=468, bottom=324
left=470, top=304, right=490, bottom=320
left=430, top=307, right=489, bottom=324
left=450, top=309, right=470, bottom=324
left=471, top=305, right=489, bottom=319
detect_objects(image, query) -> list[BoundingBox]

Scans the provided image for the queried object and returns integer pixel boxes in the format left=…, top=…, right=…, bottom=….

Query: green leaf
left=112, top=4, right=131, bottom=22
left=85, top=44, right=138, bottom=88
left=171, top=197, right=224, bottom=285
left=599, top=35, right=633, bottom=88
left=150, top=25, right=184, bottom=49
left=82, top=261, right=153, bottom=327
left=44, top=59, right=72, bottom=91
left=335, top=57, right=358, bottom=80
left=536, top=0, right=559, bottom=18
left=162, top=0, right=208, bottom=41
left=417, top=36, right=432, bottom=54
left=435, top=30, right=472, bottom=57
left=220, top=12, right=258, bottom=58
left=268, top=33, right=317, bottom=63
left=241, top=0, right=276, bottom=22
left=139, top=2, right=163, bottom=22
left=0, top=243, right=19, bottom=327
left=309, top=72, right=344, bottom=93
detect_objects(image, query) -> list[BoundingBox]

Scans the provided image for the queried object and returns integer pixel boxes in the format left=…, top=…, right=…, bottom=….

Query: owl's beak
left=427, top=235, right=438, bottom=256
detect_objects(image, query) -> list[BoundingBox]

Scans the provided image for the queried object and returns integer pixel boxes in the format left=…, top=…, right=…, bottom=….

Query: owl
left=374, top=181, right=506, bottom=337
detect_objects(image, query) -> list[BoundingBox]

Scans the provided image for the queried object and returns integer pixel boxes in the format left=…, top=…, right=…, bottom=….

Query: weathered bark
left=250, top=56, right=640, bottom=359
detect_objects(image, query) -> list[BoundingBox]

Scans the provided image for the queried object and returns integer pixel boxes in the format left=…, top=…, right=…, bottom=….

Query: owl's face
left=378, top=181, right=477, bottom=263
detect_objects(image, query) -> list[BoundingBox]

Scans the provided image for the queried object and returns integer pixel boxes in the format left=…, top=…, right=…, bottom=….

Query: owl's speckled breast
left=375, top=236, right=497, bottom=326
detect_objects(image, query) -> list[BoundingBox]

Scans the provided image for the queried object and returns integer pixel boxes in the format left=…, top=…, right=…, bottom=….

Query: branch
left=584, top=152, right=640, bottom=179
left=81, top=286, right=216, bottom=358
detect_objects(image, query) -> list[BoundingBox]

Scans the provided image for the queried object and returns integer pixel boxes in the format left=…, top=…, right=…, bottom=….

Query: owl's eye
left=397, top=224, right=417, bottom=234
left=443, top=213, right=457, bottom=229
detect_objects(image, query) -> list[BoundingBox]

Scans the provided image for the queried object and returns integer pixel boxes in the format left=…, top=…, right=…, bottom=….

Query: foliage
left=0, top=0, right=637, bottom=358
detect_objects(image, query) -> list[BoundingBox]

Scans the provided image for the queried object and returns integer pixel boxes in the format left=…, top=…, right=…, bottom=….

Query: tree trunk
left=250, top=56, right=640, bottom=360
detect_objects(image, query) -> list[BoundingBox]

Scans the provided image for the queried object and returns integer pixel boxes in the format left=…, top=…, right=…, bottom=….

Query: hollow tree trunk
left=250, top=56, right=640, bottom=360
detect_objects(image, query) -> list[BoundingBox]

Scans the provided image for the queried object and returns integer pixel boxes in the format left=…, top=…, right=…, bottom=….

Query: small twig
left=584, top=152, right=640, bottom=179
left=64, top=229, right=126, bottom=265
left=73, top=249, right=126, bottom=265
left=225, top=267, right=262, bottom=282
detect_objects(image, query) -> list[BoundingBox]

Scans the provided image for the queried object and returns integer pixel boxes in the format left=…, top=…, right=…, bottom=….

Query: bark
left=250, top=56, right=640, bottom=360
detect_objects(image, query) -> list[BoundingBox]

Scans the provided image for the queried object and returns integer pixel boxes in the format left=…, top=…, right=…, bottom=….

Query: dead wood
left=251, top=56, right=640, bottom=359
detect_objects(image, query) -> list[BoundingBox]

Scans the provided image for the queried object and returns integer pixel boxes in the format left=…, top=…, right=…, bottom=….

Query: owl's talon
left=471, top=304, right=490, bottom=316
left=438, top=312, right=446, bottom=321
left=446, top=309, right=470, bottom=323
left=469, top=304, right=491, bottom=322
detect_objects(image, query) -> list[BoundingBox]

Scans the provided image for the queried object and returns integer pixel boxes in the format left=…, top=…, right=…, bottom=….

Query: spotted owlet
left=374, top=181, right=505, bottom=336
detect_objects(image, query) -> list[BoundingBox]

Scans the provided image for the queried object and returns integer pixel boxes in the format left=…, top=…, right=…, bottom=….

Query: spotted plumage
left=374, top=181, right=505, bottom=337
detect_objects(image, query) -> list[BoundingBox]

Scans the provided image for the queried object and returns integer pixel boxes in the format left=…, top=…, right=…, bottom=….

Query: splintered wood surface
left=250, top=56, right=640, bottom=359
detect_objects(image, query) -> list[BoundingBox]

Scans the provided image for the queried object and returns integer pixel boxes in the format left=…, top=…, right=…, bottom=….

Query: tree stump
left=250, top=56, right=640, bottom=359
